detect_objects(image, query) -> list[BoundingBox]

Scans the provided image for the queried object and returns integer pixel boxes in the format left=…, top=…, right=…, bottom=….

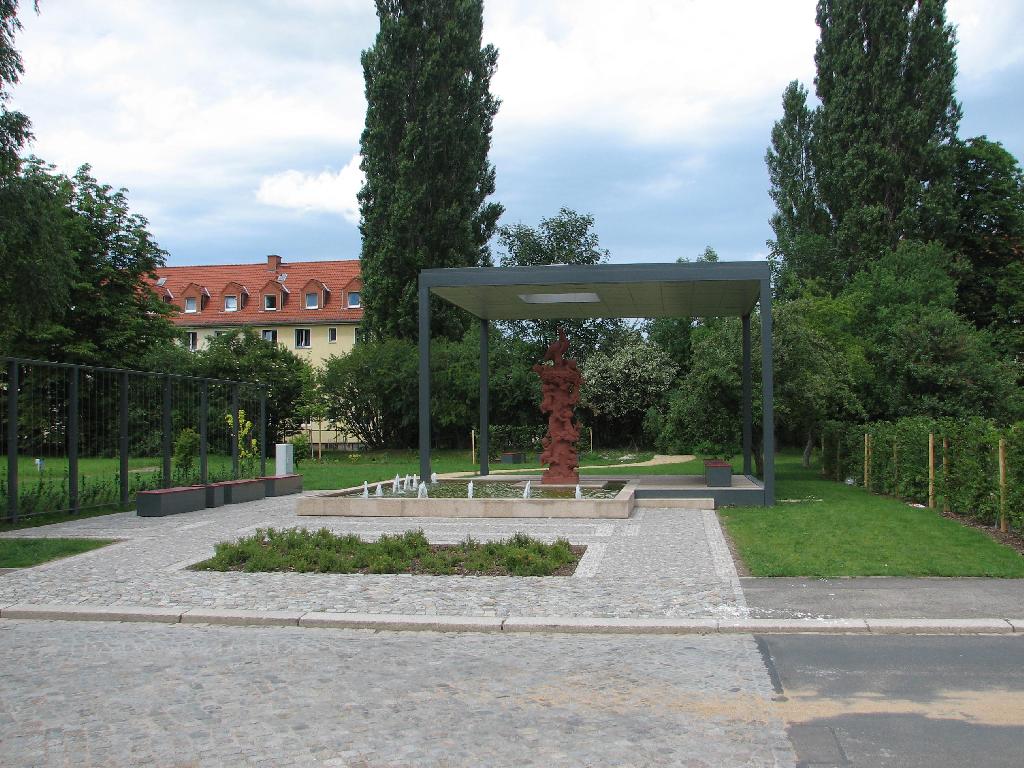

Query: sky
left=9, top=0, right=1024, bottom=267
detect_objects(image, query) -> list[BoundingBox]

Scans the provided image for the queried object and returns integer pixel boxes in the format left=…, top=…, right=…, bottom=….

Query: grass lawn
left=193, top=527, right=581, bottom=576
left=718, top=453, right=1024, bottom=577
left=0, top=538, right=115, bottom=568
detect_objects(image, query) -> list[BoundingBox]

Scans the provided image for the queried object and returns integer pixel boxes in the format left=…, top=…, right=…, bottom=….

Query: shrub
left=172, top=428, right=200, bottom=482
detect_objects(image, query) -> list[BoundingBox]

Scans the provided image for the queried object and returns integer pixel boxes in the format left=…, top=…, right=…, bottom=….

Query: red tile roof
left=149, top=256, right=364, bottom=327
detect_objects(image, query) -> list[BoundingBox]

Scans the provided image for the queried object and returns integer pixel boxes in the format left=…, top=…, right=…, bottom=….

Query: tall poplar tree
left=812, top=0, right=961, bottom=275
left=765, top=80, right=833, bottom=293
left=358, top=0, right=503, bottom=342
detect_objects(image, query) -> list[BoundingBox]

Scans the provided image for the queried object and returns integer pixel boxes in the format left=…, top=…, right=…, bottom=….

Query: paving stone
left=866, top=617, right=1014, bottom=634
left=0, top=618, right=796, bottom=767
left=0, top=498, right=746, bottom=620
left=1008, top=618, right=1024, bottom=632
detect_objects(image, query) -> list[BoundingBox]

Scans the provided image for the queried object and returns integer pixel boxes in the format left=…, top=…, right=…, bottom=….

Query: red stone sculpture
left=532, top=328, right=584, bottom=484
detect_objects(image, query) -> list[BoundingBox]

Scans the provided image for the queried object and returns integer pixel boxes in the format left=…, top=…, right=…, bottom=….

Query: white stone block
left=275, top=443, right=295, bottom=476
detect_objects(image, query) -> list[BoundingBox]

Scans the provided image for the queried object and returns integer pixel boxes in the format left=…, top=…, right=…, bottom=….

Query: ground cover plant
left=0, top=538, right=114, bottom=568
left=194, top=527, right=582, bottom=576
left=718, top=453, right=1024, bottom=577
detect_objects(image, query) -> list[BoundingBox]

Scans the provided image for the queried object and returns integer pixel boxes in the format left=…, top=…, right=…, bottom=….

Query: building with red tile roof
left=149, top=254, right=363, bottom=367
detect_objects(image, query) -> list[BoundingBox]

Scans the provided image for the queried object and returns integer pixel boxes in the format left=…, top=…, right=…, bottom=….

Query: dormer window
left=348, top=291, right=361, bottom=308
left=305, top=292, right=319, bottom=310
left=264, top=294, right=278, bottom=311
left=225, top=295, right=238, bottom=312
left=184, top=297, right=197, bottom=313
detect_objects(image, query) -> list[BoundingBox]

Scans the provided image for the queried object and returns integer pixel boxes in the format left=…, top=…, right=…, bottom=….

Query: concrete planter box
left=262, top=474, right=303, bottom=497
left=500, top=451, right=527, bottom=464
left=137, top=486, right=207, bottom=517
left=205, top=484, right=226, bottom=508
left=703, top=460, right=732, bottom=488
left=215, top=479, right=266, bottom=505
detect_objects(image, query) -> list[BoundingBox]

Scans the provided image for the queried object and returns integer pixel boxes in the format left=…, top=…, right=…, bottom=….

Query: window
left=184, top=296, right=197, bottom=313
left=261, top=329, right=277, bottom=344
left=224, top=295, right=238, bottom=312
left=187, top=332, right=198, bottom=351
left=295, top=328, right=311, bottom=349
left=355, top=327, right=367, bottom=344
left=305, top=292, right=319, bottom=310
left=347, top=291, right=361, bottom=308
left=264, top=294, right=277, bottom=311
left=328, top=327, right=337, bottom=343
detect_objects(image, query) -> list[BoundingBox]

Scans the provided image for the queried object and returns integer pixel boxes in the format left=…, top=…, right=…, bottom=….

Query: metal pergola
left=417, top=261, right=775, bottom=505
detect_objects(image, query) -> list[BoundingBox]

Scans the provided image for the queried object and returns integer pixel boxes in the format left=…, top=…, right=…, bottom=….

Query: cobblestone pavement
left=0, top=498, right=747, bottom=619
left=0, top=619, right=796, bottom=767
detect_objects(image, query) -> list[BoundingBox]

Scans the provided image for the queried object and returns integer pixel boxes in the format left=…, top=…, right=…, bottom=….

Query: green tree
left=3, top=163, right=178, bottom=366
left=192, top=329, right=312, bottom=444
left=647, top=246, right=721, bottom=377
left=653, top=302, right=864, bottom=471
left=812, top=0, right=961, bottom=275
left=845, top=240, right=1021, bottom=422
left=0, top=0, right=31, bottom=177
left=944, top=136, right=1024, bottom=358
left=497, top=208, right=638, bottom=362
left=765, top=80, right=834, bottom=294
left=358, top=0, right=502, bottom=342
left=321, top=338, right=419, bottom=449
left=580, top=340, right=676, bottom=446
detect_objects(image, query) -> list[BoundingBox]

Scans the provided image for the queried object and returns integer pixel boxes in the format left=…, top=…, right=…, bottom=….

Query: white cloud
left=256, top=155, right=363, bottom=223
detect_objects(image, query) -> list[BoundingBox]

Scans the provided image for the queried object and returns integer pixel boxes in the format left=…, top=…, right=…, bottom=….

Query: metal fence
left=1, top=358, right=268, bottom=522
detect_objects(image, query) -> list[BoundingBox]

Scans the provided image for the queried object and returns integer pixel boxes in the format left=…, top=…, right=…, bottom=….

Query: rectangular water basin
left=297, top=479, right=637, bottom=519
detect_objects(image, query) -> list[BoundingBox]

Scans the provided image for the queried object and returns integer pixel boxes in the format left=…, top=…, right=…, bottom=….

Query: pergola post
left=479, top=318, right=489, bottom=476
left=741, top=313, right=752, bottom=475
left=418, top=282, right=432, bottom=480
left=760, top=279, right=775, bottom=505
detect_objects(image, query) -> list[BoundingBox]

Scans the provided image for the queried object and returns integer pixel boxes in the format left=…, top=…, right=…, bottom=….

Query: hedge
left=823, top=417, right=1022, bottom=532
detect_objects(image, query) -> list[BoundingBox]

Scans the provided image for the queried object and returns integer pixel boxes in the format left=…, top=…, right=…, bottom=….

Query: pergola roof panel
left=424, top=262, right=768, bottom=320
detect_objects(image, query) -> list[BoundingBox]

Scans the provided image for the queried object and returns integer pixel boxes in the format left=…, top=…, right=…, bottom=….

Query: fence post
left=259, top=386, right=267, bottom=477
left=863, top=433, right=869, bottom=489
left=470, top=428, right=476, bottom=464
left=999, top=437, right=1008, bottom=534
left=942, top=437, right=951, bottom=514
left=7, top=359, right=18, bottom=523
left=119, top=371, right=129, bottom=507
left=199, top=381, right=209, bottom=485
left=231, top=384, right=240, bottom=480
left=68, top=365, right=79, bottom=513
left=928, top=433, right=936, bottom=509
left=892, top=439, right=899, bottom=493
left=161, top=376, right=172, bottom=488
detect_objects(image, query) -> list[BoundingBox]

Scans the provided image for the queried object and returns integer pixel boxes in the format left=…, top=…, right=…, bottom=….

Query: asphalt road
left=759, top=634, right=1024, bottom=767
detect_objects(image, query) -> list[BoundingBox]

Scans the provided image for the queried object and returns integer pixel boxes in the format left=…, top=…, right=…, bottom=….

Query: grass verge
left=193, top=527, right=583, bottom=576
left=718, top=453, right=1024, bottom=577
left=0, top=538, right=115, bottom=568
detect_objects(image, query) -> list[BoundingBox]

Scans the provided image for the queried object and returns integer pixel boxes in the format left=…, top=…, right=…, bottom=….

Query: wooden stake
left=893, top=439, right=899, bottom=490
left=928, top=433, right=935, bottom=509
left=471, top=428, right=476, bottom=464
left=999, top=437, right=1008, bottom=534
left=942, top=437, right=951, bottom=514
left=860, top=436, right=868, bottom=489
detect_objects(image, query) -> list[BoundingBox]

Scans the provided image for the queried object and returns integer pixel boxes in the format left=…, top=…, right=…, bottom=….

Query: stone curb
left=1, top=605, right=1023, bottom=635
left=1, top=603, right=183, bottom=623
